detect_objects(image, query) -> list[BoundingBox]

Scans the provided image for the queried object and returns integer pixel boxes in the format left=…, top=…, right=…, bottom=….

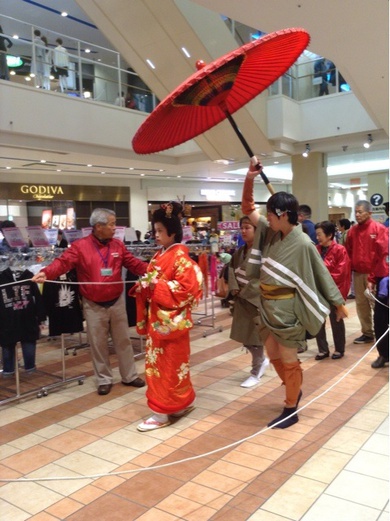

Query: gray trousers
left=245, top=345, right=265, bottom=376
left=316, top=306, right=346, bottom=354
left=83, top=294, right=138, bottom=386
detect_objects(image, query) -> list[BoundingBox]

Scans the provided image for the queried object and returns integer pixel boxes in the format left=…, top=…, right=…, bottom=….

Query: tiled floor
left=0, top=298, right=388, bottom=520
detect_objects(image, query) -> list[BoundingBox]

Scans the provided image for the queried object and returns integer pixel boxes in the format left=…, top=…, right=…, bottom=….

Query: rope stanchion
left=1, top=328, right=387, bottom=484
left=0, top=278, right=139, bottom=288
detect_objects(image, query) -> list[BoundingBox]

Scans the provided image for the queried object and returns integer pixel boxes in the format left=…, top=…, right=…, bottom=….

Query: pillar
left=129, top=186, right=149, bottom=236
left=291, top=152, right=328, bottom=223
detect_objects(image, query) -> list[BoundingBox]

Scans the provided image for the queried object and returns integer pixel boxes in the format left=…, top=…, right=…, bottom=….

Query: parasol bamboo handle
left=224, top=111, right=275, bottom=195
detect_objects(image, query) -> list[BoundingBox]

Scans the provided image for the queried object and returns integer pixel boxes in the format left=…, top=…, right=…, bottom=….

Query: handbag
left=215, top=277, right=229, bottom=298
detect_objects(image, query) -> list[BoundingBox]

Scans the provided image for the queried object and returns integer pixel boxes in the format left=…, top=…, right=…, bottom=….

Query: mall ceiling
left=0, top=0, right=388, bottom=188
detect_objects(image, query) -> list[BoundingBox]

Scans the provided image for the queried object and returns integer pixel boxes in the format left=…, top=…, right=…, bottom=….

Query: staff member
left=32, top=208, right=148, bottom=395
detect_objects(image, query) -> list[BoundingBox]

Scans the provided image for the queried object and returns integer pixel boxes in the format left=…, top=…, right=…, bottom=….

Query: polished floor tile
left=0, top=300, right=388, bottom=520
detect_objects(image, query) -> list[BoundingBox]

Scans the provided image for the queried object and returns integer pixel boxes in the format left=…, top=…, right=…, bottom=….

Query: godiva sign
left=20, top=184, right=65, bottom=199
left=0, top=183, right=130, bottom=201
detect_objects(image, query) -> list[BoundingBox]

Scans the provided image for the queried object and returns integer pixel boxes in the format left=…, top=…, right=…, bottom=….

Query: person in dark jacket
left=297, top=205, right=317, bottom=244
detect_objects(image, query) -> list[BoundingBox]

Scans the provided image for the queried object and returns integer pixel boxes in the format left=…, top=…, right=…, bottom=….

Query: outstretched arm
left=241, top=162, right=264, bottom=227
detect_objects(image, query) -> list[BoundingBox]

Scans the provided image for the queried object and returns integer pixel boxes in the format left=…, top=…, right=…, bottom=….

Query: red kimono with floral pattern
left=132, top=244, right=203, bottom=414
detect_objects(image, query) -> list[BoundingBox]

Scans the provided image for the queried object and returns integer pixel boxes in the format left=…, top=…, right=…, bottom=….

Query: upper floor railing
left=0, top=14, right=351, bottom=110
left=0, top=14, right=158, bottom=111
left=224, top=17, right=351, bottom=101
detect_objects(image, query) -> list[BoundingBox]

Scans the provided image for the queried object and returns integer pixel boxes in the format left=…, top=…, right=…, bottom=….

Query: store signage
left=63, top=230, right=83, bottom=244
left=7, top=55, right=24, bottom=68
left=26, top=226, right=50, bottom=247
left=218, top=221, right=240, bottom=230
left=2, top=183, right=130, bottom=201
left=1, top=227, right=27, bottom=248
left=20, top=184, right=65, bottom=200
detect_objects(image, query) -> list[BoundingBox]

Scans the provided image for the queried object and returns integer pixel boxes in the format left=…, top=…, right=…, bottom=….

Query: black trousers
left=316, top=306, right=345, bottom=354
left=374, top=294, right=389, bottom=360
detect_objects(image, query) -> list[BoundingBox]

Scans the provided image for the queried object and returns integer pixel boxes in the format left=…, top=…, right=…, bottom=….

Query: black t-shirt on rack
left=0, top=268, right=46, bottom=345
left=42, top=269, right=84, bottom=336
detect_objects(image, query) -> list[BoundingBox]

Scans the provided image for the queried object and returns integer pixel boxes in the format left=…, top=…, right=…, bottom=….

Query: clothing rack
left=48, top=330, right=89, bottom=356
left=193, top=283, right=223, bottom=337
left=0, top=335, right=85, bottom=406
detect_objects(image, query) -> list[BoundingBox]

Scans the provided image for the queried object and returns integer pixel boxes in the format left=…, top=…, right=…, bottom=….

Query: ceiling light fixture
left=181, top=47, right=191, bottom=58
left=146, top=59, right=156, bottom=69
left=363, top=133, right=373, bottom=149
left=61, top=11, right=68, bottom=17
left=302, top=143, right=310, bottom=158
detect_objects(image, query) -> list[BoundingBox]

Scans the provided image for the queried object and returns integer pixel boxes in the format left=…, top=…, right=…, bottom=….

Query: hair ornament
left=161, top=202, right=173, bottom=218
left=275, top=208, right=291, bottom=217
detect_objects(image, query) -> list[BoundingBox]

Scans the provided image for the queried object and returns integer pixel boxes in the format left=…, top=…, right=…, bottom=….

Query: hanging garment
left=42, top=269, right=84, bottom=336
left=0, top=268, right=46, bottom=345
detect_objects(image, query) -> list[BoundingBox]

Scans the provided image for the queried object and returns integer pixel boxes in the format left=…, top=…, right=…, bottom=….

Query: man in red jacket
left=346, top=200, right=384, bottom=344
left=368, top=226, right=389, bottom=368
left=33, top=208, right=148, bottom=395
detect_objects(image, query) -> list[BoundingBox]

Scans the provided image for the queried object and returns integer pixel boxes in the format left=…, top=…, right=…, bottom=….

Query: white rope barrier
left=0, top=278, right=139, bottom=288
left=1, top=328, right=387, bottom=484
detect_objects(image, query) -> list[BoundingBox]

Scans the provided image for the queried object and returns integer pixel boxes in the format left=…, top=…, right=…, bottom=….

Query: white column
left=291, top=152, right=328, bottom=223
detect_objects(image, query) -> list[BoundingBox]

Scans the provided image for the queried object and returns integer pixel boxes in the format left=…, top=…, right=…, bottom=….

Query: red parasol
left=132, top=28, right=310, bottom=193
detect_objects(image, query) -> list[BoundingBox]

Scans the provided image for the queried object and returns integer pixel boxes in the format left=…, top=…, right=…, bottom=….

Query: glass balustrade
left=1, top=14, right=351, bottom=110
left=223, top=16, right=351, bottom=101
left=0, top=15, right=157, bottom=112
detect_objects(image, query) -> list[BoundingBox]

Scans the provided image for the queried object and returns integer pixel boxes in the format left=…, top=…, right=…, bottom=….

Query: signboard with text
left=217, top=221, right=240, bottom=231
left=63, top=229, right=83, bottom=244
left=2, top=227, right=27, bottom=248
left=26, top=226, right=50, bottom=247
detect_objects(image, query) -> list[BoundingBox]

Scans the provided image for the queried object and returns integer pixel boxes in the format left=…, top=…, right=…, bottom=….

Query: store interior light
left=363, top=133, right=373, bottom=149
left=302, top=144, right=310, bottom=158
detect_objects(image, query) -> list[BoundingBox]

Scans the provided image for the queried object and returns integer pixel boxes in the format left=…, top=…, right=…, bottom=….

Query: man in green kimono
left=241, top=163, right=348, bottom=429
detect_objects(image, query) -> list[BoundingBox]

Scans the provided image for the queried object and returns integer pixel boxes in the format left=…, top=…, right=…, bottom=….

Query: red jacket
left=43, top=234, right=148, bottom=303
left=346, top=218, right=384, bottom=273
left=316, top=241, right=351, bottom=300
left=368, top=225, right=389, bottom=283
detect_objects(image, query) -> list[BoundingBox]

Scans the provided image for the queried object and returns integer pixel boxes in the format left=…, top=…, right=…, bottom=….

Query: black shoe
left=267, top=407, right=299, bottom=429
left=315, top=352, right=329, bottom=360
left=122, top=377, right=145, bottom=388
left=353, top=335, right=374, bottom=344
left=347, top=294, right=355, bottom=299
left=98, top=384, right=112, bottom=395
left=332, top=352, right=344, bottom=359
left=371, top=356, right=388, bottom=368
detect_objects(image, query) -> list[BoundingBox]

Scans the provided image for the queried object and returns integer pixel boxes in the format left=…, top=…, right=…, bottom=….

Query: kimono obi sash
left=260, top=283, right=296, bottom=300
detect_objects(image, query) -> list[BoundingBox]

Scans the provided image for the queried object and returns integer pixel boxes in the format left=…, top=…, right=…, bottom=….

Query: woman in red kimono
left=133, top=202, right=203, bottom=431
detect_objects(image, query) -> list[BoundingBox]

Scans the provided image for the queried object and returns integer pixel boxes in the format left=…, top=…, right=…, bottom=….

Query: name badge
left=101, top=268, right=113, bottom=276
